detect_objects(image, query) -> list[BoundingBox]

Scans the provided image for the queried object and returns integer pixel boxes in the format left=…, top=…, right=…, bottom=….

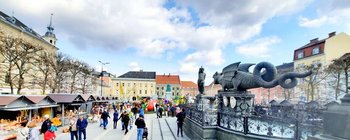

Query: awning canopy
left=0, top=104, right=59, bottom=111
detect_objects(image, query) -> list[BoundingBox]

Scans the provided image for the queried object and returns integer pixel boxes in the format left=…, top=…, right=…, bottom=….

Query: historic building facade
left=0, top=11, right=57, bottom=94
left=180, top=81, right=198, bottom=97
left=155, top=74, right=181, bottom=99
left=293, top=32, right=350, bottom=102
left=112, top=71, right=156, bottom=101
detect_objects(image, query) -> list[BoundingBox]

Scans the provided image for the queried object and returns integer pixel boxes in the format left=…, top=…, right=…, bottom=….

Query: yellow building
left=0, top=11, right=57, bottom=94
left=112, top=71, right=156, bottom=101
left=293, top=32, right=350, bottom=102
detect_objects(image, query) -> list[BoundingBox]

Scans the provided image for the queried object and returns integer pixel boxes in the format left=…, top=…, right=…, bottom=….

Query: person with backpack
left=121, top=111, right=130, bottom=134
left=176, top=108, right=186, bottom=137
left=135, top=115, right=146, bottom=140
left=44, top=125, right=57, bottom=140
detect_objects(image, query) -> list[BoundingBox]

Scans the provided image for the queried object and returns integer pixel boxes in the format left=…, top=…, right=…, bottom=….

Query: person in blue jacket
left=113, top=110, right=119, bottom=129
left=76, top=115, right=88, bottom=140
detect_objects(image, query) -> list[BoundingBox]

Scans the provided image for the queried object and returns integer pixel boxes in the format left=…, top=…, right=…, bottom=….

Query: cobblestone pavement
left=42, top=113, right=189, bottom=140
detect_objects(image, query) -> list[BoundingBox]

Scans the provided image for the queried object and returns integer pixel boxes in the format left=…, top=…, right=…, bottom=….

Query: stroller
left=142, top=127, right=148, bottom=140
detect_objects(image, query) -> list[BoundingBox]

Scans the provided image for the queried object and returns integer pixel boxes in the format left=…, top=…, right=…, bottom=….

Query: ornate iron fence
left=181, top=97, right=325, bottom=140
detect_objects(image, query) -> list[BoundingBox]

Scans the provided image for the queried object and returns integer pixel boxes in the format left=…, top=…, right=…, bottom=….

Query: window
left=151, top=84, right=153, bottom=87
left=312, top=47, right=320, bottom=55
left=145, top=90, right=147, bottom=94
left=297, top=51, right=304, bottom=59
left=128, top=83, right=130, bottom=87
left=134, top=83, right=136, bottom=86
left=156, top=87, right=159, bottom=90
left=140, top=90, right=142, bottom=94
left=145, top=83, right=147, bottom=87
left=122, top=83, right=124, bottom=86
left=116, top=83, right=119, bottom=86
left=162, top=87, right=164, bottom=90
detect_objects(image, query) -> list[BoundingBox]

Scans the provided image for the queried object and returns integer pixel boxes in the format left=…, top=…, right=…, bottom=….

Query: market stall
left=25, top=95, right=59, bottom=125
left=80, top=94, right=96, bottom=122
left=48, top=94, right=85, bottom=126
left=0, top=95, right=35, bottom=140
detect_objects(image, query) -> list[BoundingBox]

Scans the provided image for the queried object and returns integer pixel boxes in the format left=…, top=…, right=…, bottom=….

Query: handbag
left=69, top=126, right=72, bottom=131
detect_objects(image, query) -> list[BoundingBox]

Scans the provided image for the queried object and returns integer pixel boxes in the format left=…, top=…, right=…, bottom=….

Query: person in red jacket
left=44, top=126, right=56, bottom=140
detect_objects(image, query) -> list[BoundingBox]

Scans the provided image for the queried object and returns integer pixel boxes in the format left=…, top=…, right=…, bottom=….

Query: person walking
left=28, top=121, right=40, bottom=140
left=128, top=111, right=134, bottom=129
left=101, top=110, right=110, bottom=129
left=170, top=106, right=176, bottom=117
left=113, top=110, right=119, bottom=129
left=176, top=108, right=186, bottom=137
left=77, top=115, right=88, bottom=140
left=40, top=115, right=52, bottom=135
left=120, top=111, right=130, bottom=134
left=16, top=121, right=29, bottom=140
left=139, top=107, right=145, bottom=119
left=69, top=115, right=78, bottom=140
left=135, top=115, right=146, bottom=140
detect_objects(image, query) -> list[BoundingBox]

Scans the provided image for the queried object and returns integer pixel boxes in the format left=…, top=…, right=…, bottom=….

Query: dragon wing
left=238, top=63, right=255, bottom=73
left=222, top=62, right=240, bottom=72
left=221, top=62, right=241, bottom=81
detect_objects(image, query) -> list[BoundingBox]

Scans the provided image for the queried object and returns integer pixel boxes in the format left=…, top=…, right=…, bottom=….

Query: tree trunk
left=345, top=70, right=349, bottom=94
left=42, top=73, right=48, bottom=95
left=335, top=73, right=340, bottom=100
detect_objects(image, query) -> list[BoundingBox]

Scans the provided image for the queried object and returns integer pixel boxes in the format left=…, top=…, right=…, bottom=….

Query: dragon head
left=213, top=72, right=222, bottom=84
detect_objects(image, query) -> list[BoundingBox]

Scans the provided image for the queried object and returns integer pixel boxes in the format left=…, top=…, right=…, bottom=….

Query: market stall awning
left=0, top=95, right=34, bottom=109
left=48, top=93, right=85, bottom=104
left=81, top=94, right=96, bottom=102
left=1, top=104, right=59, bottom=111
left=25, top=95, right=57, bottom=106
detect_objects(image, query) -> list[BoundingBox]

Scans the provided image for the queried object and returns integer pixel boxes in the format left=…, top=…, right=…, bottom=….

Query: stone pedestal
left=218, top=90, right=255, bottom=115
left=308, top=94, right=350, bottom=140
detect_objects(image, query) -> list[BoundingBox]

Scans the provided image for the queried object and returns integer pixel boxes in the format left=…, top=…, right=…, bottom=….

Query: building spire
left=43, top=13, right=57, bottom=46
left=49, top=13, right=53, bottom=27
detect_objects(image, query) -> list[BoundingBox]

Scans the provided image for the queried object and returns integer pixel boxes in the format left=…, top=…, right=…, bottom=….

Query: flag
left=119, top=81, right=124, bottom=95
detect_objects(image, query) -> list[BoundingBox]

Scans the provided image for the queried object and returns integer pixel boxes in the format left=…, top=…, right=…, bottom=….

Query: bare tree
left=282, top=88, right=293, bottom=100
left=0, top=31, right=20, bottom=94
left=50, top=52, right=69, bottom=93
left=0, top=31, right=42, bottom=94
left=79, top=63, right=95, bottom=94
left=13, top=40, right=43, bottom=94
left=301, top=63, right=328, bottom=101
left=34, top=51, right=54, bottom=94
left=68, top=59, right=83, bottom=94
left=329, top=54, right=350, bottom=94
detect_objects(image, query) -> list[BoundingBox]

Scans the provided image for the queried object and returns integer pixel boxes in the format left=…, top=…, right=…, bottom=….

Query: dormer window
left=297, top=51, right=304, bottom=59
left=312, top=47, right=320, bottom=55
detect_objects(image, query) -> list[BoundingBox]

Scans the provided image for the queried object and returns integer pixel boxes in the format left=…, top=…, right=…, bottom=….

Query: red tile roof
left=156, top=75, right=181, bottom=84
left=181, top=81, right=197, bottom=88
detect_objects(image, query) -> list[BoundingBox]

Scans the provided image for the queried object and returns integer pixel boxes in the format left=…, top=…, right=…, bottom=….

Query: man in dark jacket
left=101, top=110, right=110, bottom=129
left=77, top=115, right=88, bottom=140
left=40, top=114, right=51, bottom=134
left=176, top=108, right=186, bottom=137
left=113, top=110, right=119, bottom=129
left=120, top=111, right=130, bottom=134
left=135, top=115, right=146, bottom=140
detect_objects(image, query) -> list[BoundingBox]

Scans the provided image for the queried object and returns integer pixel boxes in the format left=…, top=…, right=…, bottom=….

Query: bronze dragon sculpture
left=213, top=62, right=312, bottom=91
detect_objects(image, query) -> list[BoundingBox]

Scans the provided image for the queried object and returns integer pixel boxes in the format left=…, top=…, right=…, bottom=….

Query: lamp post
left=98, top=61, right=109, bottom=96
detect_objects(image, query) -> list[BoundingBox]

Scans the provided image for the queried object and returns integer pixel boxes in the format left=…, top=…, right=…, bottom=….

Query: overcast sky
left=1, top=0, right=350, bottom=84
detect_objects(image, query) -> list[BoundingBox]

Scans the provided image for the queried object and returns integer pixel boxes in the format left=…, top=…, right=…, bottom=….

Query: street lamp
left=98, top=61, right=109, bottom=96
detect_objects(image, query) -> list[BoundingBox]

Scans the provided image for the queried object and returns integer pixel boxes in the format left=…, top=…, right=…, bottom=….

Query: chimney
left=328, top=31, right=336, bottom=37
left=310, top=38, right=318, bottom=43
